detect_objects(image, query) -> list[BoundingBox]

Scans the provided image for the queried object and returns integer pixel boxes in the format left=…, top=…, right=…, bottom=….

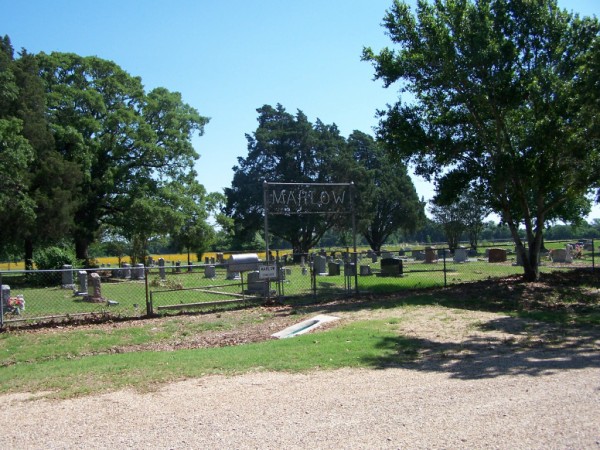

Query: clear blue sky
left=2, top=0, right=598, bottom=219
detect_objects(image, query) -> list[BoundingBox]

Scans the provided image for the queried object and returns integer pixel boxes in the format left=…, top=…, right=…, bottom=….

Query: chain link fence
left=1, top=239, right=595, bottom=329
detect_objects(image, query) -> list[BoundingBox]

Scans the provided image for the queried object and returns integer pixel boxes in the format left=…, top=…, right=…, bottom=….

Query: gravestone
left=132, top=264, right=144, bottom=280
left=565, top=245, right=574, bottom=262
left=204, top=265, right=216, bottom=278
left=121, top=263, right=131, bottom=279
left=551, top=248, right=573, bottom=263
left=61, top=265, right=75, bottom=289
left=226, top=269, right=241, bottom=280
left=328, top=261, right=341, bottom=276
left=425, top=247, right=437, bottom=263
left=86, top=273, right=105, bottom=303
left=1, top=285, right=10, bottom=306
left=412, top=250, right=425, bottom=261
left=344, top=262, right=356, bottom=277
left=277, top=267, right=287, bottom=281
left=158, top=258, right=166, bottom=280
left=314, top=255, right=327, bottom=275
left=379, top=258, right=403, bottom=277
left=205, top=257, right=210, bottom=264
left=453, top=247, right=469, bottom=263
left=77, top=271, right=88, bottom=295
left=381, top=251, right=393, bottom=260
left=246, top=271, right=267, bottom=295
left=175, top=261, right=181, bottom=273
left=488, top=248, right=507, bottom=263
left=360, top=265, right=372, bottom=276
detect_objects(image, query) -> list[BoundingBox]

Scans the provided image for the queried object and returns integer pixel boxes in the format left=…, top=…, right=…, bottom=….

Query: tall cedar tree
left=225, top=104, right=354, bottom=255
left=349, top=131, right=425, bottom=252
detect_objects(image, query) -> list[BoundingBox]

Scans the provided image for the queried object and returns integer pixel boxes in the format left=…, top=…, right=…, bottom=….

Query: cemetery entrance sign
left=265, top=182, right=353, bottom=216
left=262, top=181, right=356, bottom=259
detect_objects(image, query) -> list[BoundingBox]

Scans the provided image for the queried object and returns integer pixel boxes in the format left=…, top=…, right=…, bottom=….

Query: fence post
left=592, top=238, right=595, bottom=273
left=354, top=251, right=359, bottom=295
left=144, top=268, right=152, bottom=316
left=312, top=254, right=317, bottom=299
left=0, top=272, right=3, bottom=329
left=276, top=249, right=283, bottom=302
left=443, top=250, right=447, bottom=287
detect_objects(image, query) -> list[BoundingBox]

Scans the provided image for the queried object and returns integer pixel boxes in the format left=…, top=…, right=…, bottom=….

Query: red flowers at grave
left=7, top=296, right=24, bottom=310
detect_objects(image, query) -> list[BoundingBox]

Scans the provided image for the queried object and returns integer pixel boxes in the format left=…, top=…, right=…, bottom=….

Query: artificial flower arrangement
left=6, top=296, right=25, bottom=313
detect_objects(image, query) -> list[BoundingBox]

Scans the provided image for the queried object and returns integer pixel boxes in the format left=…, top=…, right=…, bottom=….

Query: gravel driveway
left=1, top=365, right=598, bottom=449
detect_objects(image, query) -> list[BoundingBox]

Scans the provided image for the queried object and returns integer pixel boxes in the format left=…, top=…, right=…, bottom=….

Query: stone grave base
left=83, top=295, right=106, bottom=303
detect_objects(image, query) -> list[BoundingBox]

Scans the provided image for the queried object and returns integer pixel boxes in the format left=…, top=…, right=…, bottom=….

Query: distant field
left=0, top=239, right=591, bottom=271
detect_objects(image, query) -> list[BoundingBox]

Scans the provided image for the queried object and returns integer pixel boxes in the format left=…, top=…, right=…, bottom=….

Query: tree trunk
left=506, top=220, right=541, bottom=282
left=75, top=237, right=90, bottom=267
left=519, top=246, right=540, bottom=282
left=24, top=239, right=34, bottom=271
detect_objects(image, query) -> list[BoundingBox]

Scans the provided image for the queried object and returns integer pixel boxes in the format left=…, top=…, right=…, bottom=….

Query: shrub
left=33, top=246, right=79, bottom=270
left=31, top=246, right=80, bottom=286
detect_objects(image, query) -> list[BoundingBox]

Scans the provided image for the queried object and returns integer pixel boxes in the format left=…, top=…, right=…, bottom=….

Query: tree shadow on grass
left=360, top=315, right=600, bottom=380
left=289, top=269, right=600, bottom=326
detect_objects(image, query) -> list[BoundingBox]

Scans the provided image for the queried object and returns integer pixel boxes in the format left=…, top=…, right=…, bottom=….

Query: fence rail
left=1, top=239, right=595, bottom=329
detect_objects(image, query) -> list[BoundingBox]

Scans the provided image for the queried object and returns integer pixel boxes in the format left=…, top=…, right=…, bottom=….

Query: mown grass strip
left=0, top=320, right=409, bottom=398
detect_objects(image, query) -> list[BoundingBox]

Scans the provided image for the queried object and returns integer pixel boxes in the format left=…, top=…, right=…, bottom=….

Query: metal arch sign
left=263, top=182, right=354, bottom=215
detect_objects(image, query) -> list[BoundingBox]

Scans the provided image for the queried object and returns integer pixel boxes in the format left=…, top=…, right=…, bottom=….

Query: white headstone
left=453, top=247, right=469, bottom=263
left=62, top=265, right=74, bottom=288
left=77, top=271, right=88, bottom=294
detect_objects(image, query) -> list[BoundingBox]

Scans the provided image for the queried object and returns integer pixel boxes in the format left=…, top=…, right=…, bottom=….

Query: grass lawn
left=0, top=268, right=598, bottom=398
left=1, top=253, right=597, bottom=324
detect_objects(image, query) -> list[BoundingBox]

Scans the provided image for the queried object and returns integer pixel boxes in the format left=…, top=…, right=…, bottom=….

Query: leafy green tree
left=462, top=193, right=490, bottom=251
left=429, top=201, right=464, bottom=252
left=480, top=220, right=514, bottom=243
left=409, top=217, right=446, bottom=244
left=36, top=53, right=209, bottom=265
left=349, top=131, right=425, bottom=252
left=205, top=191, right=236, bottom=251
left=0, top=37, right=45, bottom=267
left=429, top=190, right=489, bottom=251
left=225, top=104, right=354, bottom=255
left=364, top=0, right=600, bottom=280
left=170, top=182, right=215, bottom=265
